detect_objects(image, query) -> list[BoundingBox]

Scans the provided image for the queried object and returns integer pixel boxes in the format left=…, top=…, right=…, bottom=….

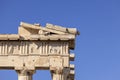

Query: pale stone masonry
left=0, top=22, right=79, bottom=80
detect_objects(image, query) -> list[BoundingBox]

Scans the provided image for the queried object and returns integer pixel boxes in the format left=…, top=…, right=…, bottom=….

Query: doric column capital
left=16, top=66, right=36, bottom=76
left=50, top=67, right=63, bottom=74
left=16, top=68, right=36, bottom=80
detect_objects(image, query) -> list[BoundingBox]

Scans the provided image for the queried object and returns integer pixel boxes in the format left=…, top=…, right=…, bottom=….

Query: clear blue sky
left=0, top=0, right=119, bottom=80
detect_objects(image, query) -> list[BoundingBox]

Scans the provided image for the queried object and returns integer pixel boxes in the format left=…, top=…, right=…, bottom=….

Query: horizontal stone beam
left=0, top=56, right=70, bottom=70
left=0, top=56, right=49, bottom=70
left=0, top=34, right=75, bottom=41
left=0, top=34, right=19, bottom=40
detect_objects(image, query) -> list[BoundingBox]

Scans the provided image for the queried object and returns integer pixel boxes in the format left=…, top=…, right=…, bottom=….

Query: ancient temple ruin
left=0, top=22, right=79, bottom=80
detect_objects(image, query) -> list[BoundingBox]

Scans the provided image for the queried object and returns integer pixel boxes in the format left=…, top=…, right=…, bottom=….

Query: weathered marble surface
left=0, top=22, right=79, bottom=80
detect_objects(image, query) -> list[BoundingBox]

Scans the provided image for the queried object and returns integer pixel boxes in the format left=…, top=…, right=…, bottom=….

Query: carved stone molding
left=0, top=41, right=69, bottom=56
left=0, top=22, right=78, bottom=80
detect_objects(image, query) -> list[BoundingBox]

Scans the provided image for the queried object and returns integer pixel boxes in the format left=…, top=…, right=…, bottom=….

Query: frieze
left=0, top=41, right=68, bottom=55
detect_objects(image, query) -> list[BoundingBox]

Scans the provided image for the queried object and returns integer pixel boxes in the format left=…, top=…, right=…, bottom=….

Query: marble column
left=51, top=68, right=64, bottom=80
left=52, top=72, right=62, bottom=80
left=16, top=69, right=35, bottom=80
